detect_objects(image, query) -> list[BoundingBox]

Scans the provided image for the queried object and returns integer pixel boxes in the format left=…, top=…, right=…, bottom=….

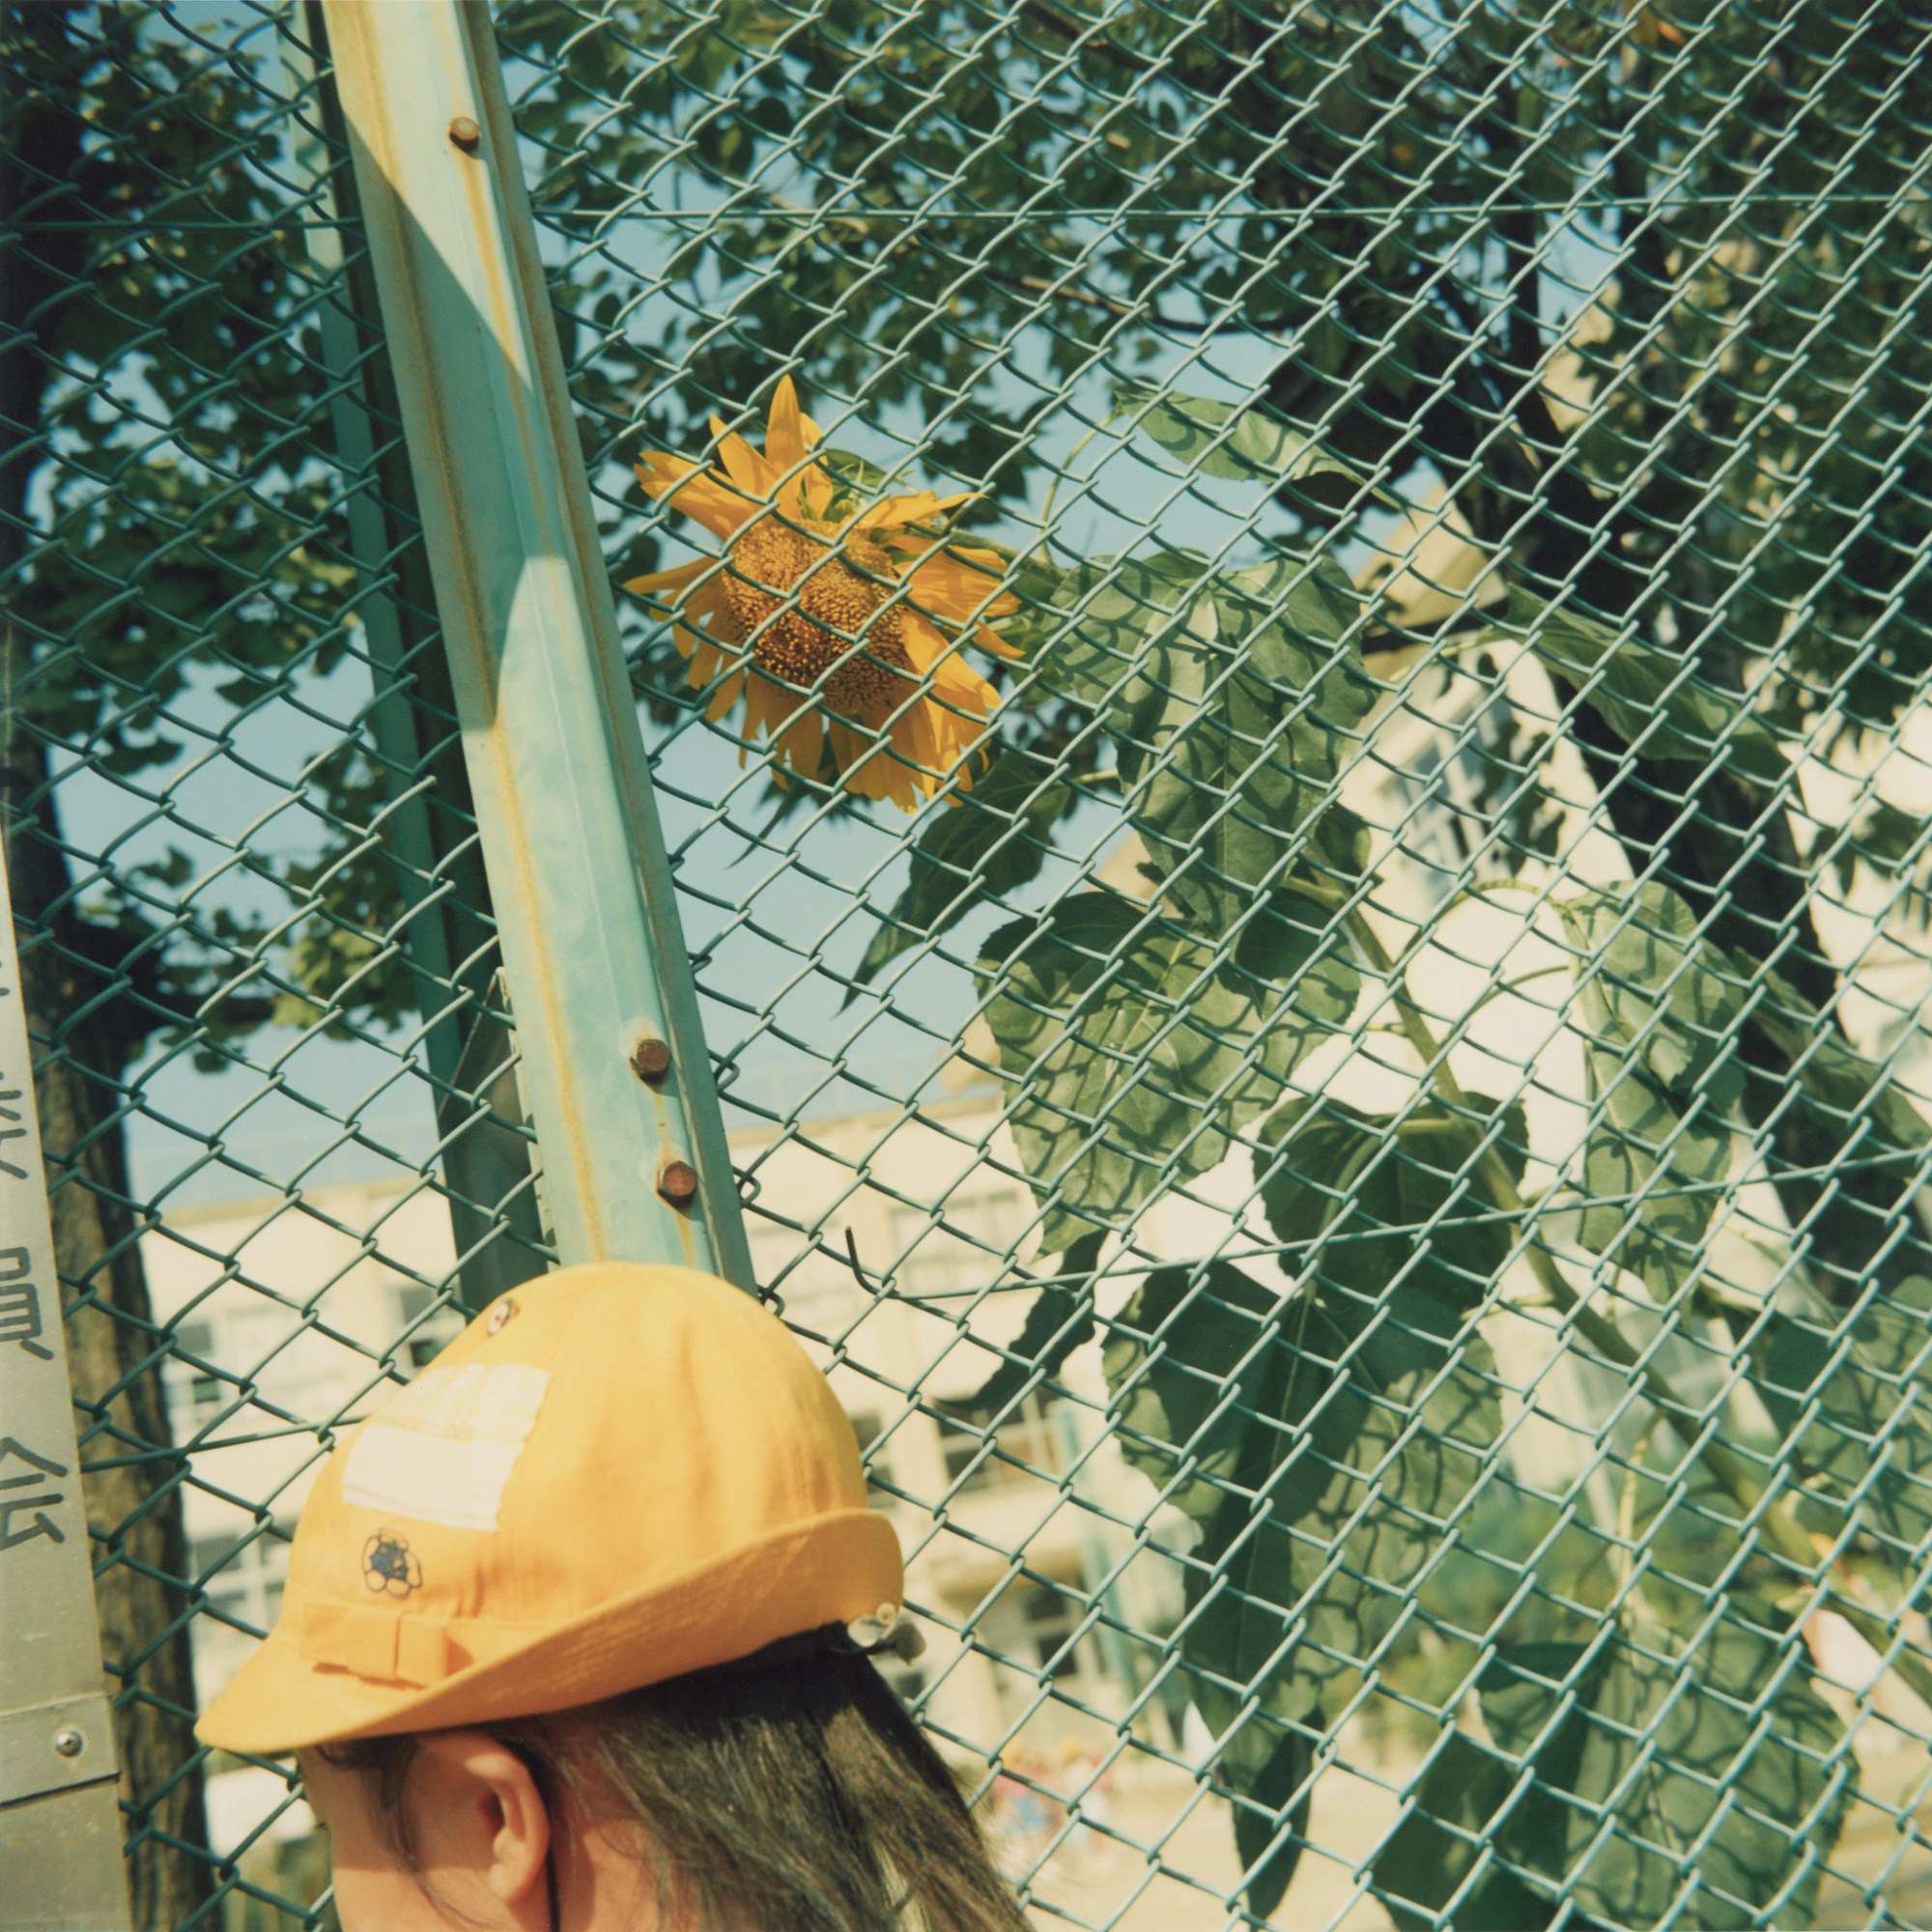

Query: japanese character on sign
left=0, top=1436, right=69, bottom=1551
left=0, top=1081, right=28, bottom=1181
left=0, top=1246, right=51, bottom=1360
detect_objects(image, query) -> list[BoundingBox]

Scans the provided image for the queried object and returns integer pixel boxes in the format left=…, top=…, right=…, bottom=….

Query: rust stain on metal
left=656, top=1158, right=699, bottom=1208
left=630, top=1035, right=671, bottom=1084
left=325, top=0, right=712, bottom=1275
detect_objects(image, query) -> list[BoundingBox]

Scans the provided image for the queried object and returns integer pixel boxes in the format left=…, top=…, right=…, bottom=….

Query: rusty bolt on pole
left=447, top=115, right=481, bottom=152
left=629, top=1034, right=671, bottom=1084
left=656, top=1157, right=699, bottom=1208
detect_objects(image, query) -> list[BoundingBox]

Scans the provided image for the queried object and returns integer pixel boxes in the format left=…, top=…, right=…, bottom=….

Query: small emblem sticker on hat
left=362, top=1528, right=422, bottom=1598
left=486, top=1297, right=517, bottom=1336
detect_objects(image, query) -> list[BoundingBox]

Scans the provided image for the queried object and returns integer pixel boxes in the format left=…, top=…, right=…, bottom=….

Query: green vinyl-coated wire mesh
left=6, top=1, right=1932, bottom=1927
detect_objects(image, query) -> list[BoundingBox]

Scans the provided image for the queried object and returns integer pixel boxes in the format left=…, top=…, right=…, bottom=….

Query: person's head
left=197, top=1264, right=1026, bottom=1931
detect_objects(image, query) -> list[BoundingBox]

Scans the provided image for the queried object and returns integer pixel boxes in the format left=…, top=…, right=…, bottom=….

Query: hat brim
left=197, top=1508, right=902, bottom=1757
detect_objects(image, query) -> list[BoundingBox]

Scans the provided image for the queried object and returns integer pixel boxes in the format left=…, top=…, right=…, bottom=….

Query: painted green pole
left=320, top=0, right=753, bottom=1288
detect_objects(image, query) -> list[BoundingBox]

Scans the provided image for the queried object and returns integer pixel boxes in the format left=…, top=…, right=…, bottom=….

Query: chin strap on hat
left=838, top=1602, right=925, bottom=1662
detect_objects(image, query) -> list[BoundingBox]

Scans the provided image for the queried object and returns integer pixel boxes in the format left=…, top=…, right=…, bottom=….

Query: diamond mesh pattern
left=5, top=1, right=1932, bottom=1926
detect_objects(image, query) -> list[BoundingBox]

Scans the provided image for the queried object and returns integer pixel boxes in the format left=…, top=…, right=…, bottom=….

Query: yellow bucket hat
left=196, top=1262, right=904, bottom=1756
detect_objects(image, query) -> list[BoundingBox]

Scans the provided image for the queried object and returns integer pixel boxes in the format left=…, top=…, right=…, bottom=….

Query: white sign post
left=0, top=842, right=132, bottom=1931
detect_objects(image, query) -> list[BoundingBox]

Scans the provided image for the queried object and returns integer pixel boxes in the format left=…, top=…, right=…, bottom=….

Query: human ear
left=409, top=1729, right=554, bottom=1926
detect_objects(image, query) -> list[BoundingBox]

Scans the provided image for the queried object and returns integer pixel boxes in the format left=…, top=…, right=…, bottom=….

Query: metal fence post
left=0, top=842, right=132, bottom=1932
left=318, top=0, right=753, bottom=1286
left=277, top=4, right=551, bottom=1310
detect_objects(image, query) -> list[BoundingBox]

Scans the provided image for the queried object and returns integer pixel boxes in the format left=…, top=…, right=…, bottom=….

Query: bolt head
left=629, top=1036, right=672, bottom=1084
left=447, top=115, right=482, bottom=152
left=656, top=1158, right=699, bottom=1208
left=52, top=1727, right=84, bottom=1758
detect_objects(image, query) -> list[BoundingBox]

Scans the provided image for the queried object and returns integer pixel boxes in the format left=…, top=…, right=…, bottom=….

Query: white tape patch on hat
left=342, top=1363, right=551, bottom=1532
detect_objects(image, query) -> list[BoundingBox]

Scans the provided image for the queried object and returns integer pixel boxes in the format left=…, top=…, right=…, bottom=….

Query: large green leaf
left=1754, top=1275, right=1932, bottom=1553
left=1104, top=1259, right=1499, bottom=1735
left=1551, top=887, right=1741, bottom=1300
left=1255, top=1093, right=1529, bottom=1314
left=1114, top=381, right=1376, bottom=491
left=977, top=889, right=1356, bottom=1250
left=851, top=748, right=1078, bottom=994
left=1035, top=551, right=1212, bottom=712
left=1127, top=556, right=1375, bottom=928
left=1217, top=1717, right=1314, bottom=1922
left=1477, top=1603, right=1851, bottom=1930
left=1370, top=1730, right=1564, bottom=1932
left=1556, top=884, right=1744, bottom=1096
left=1495, top=587, right=1787, bottom=788
left=1029, top=545, right=1375, bottom=928
left=1569, top=1046, right=1734, bottom=1301
left=956, top=1234, right=1105, bottom=1412
left=1740, top=957, right=1932, bottom=1155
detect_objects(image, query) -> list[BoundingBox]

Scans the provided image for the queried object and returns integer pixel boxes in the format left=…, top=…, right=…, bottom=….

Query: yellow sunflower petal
left=709, top=416, right=780, bottom=497
left=902, top=550, right=1021, bottom=623
left=635, top=453, right=759, bottom=540
left=853, top=490, right=978, bottom=533
left=703, top=670, right=749, bottom=723
left=624, top=557, right=708, bottom=594
left=968, top=622, right=1021, bottom=660
left=766, top=377, right=808, bottom=469
left=897, top=616, right=997, bottom=717
left=743, top=669, right=805, bottom=743
left=772, top=703, right=826, bottom=779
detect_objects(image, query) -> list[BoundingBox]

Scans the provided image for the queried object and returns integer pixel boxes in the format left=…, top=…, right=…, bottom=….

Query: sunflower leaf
left=1555, top=884, right=1744, bottom=1096
left=1123, top=554, right=1375, bottom=929
left=1114, top=382, right=1375, bottom=491
left=1561, top=1046, right=1734, bottom=1300
left=1036, top=550, right=1212, bottom=710
left=849, top=747, right=1079, bottom=997
left=1104, top=1256, right=1500, bottom=1734
left=954, top=1233, right=1106, bottom=1411
left=1492, top=586, right=1787, bottom=787
left=1751, top=1275, right=1932, bottom=1551
left=1534, top=885, right=1745, bottom=1298
left=976, top=888, right=1356, bottom=1251
left=818, top=444, right=895, bottom=516
left=1475, top=1600, right=1850, bottom=1930
left=1253, top=1091, right=1528, bottom=1315
left=1733, top=954, right=1932, bottom=1153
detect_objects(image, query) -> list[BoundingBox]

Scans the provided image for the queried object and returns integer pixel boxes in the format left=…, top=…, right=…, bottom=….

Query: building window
left=934, top=1390, right=1067, bottom=1494
left=890, top=1185, right=1033, bottom=1298
left=847, top=1408, right=897, bottom=1507
left=982, top=1576, right=1098, bottom=1692
left=167, top=1319, right=226, bottom=1435
left=393, top=1282, right=463, bottom=1371
left=191, top=1524, right=293, bottom=1638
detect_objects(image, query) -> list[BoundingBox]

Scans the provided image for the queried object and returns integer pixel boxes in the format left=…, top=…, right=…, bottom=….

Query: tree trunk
left=1, top=12, right=213, bottom=1921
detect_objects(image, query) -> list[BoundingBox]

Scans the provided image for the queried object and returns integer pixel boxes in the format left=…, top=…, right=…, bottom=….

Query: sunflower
left=624, top=378, right=1021, bottom=810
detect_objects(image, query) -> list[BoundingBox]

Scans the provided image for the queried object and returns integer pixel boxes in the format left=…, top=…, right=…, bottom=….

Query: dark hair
left=321, top=1645, right=1027, bottom=1932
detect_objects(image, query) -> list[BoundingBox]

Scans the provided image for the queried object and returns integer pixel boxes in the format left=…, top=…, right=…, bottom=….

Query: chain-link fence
left=6, top=0, right=1932, bottom=1926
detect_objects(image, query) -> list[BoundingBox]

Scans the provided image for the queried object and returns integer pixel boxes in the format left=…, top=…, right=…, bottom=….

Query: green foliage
left=1742, top=959, right=1932, bottom=1159
left=1113, top=383, right=1376, bottom=495
left=1551, top=886, right=1744, bottom=1298
left=1254, top=1093, right=1528, bottom=1314
left=1376, top=1595, right=1850, bottom=1931
left=411, top=2, right=1932, bottom=1913
left=1474, top=1605, right=1849, bottom=1930
left=979, top=890, right=1355, bottom=1252
left=1492, top=589, right=1788, bottom=788
left=1754, top=1276, right=1932, bottom=1555
left=1104, top=1257, right=1500, bottom=1850
left=4, top=4, right=426, bottom=1059
left=853, top=746, right=1081, bottom=995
